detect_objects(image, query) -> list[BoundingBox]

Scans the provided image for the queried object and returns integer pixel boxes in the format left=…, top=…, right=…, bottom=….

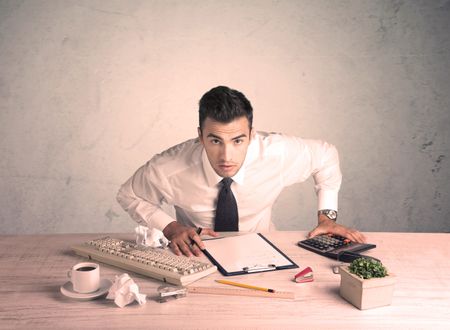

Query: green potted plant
left=339, top=258, right=396, bottom=310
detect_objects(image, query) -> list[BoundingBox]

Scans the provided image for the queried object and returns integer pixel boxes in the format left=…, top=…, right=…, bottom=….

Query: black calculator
left=297, top=234, right=376, bottom=261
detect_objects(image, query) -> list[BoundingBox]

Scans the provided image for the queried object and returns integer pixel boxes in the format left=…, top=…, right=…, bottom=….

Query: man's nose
left=221, top=144, right=233, bottom=161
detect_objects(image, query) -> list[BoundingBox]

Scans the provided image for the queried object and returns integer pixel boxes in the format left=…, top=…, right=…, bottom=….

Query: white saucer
left=60, top=278, right=113, bottom=301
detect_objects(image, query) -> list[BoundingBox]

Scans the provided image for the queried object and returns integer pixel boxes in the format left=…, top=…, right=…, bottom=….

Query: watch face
left=319, top=209, right=337, bottom=220
left=327, top=210, right=337, bottom=220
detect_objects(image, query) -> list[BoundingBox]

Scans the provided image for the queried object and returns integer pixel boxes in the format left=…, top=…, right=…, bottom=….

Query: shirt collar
left=201, top=134, right=257, bottom=187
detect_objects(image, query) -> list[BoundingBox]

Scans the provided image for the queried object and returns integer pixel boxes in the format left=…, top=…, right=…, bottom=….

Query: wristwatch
left=318, top=209, right=338, bottom=221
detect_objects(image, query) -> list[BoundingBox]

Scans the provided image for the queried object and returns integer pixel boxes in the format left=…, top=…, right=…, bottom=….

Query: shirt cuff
left=149, top=208, right=177, bottom=232
left=317, top=190, right=339, bottom=211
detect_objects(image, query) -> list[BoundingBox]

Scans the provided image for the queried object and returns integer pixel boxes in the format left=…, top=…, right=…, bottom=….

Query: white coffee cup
left=67, top=262, right=100, bottom=293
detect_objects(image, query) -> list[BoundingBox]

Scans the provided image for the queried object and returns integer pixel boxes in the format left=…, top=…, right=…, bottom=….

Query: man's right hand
left=162, top=221, right=219, bottom=257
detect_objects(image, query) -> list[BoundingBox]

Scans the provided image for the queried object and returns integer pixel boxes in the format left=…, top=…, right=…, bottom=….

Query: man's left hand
left=308, top=215, right=367, bottom=243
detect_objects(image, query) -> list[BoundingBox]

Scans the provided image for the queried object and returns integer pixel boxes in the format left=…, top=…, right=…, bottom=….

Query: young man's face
left=198, top=116, right=252, bottom=178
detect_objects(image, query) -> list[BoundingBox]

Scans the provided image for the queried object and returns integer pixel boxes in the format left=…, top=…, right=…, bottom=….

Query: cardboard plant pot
left=339, top=266, right=396, bottom=310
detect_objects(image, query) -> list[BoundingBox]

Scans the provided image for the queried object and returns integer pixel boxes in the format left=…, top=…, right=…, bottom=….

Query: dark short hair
left=198, top=86, right=253, bottom=130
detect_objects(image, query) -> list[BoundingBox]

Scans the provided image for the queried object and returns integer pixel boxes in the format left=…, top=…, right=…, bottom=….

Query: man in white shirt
left=117, top=86, right=366, bottom=257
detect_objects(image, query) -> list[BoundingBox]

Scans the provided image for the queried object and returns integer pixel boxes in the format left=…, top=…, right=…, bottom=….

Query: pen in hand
left=215, top=279, right=276, bottom=293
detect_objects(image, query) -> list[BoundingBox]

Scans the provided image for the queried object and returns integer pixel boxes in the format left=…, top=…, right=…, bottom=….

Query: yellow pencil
left=215, top=279, right=275, bottom=293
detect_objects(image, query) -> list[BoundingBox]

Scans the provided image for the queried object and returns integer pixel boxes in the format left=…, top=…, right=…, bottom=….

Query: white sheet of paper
left=203, top=233, right=294, bottom=273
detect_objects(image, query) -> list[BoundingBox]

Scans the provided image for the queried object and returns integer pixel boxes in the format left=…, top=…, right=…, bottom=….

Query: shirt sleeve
left=116, top=161, right=176, bottom=231
left=281, top=136, right=342, bottom=211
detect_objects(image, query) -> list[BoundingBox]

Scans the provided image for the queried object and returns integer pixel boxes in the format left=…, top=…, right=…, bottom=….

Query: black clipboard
left=202, top=233, right=298, bottom=276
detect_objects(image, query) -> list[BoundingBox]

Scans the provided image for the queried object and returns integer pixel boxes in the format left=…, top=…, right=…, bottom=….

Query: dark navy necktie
left=214, top=177, right=239, bottom=231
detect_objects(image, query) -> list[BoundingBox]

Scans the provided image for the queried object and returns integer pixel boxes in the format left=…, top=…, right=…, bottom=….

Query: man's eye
left=234, top=139, right=243, bottom=145
left=211, top=139, right=221, bottom=145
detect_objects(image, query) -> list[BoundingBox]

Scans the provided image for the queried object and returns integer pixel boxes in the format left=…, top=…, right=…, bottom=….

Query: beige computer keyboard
left=72, top=237, right=217, bottom=286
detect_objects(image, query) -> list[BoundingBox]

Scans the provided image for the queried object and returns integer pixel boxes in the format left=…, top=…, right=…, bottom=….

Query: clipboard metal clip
left=243, top=264, right=276, bottom=273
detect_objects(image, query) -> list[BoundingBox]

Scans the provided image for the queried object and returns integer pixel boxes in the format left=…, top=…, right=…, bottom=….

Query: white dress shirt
left=116, top=131, right=342, bottom=232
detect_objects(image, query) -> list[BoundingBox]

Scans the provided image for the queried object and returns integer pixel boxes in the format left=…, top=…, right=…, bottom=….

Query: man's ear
left=250, top=127, right=256, bottom=139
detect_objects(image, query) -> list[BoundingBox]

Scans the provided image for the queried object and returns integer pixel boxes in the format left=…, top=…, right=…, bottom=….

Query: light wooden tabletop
left=0, top=231, right=449, bottom=329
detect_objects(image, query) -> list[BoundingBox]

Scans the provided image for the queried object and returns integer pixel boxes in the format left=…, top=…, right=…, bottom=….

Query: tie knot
left=221, top=177, right=233, bottom=188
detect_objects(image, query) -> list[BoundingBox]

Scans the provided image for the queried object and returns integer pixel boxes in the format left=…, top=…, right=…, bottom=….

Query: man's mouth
left=219, top=164, right=235, bottom=170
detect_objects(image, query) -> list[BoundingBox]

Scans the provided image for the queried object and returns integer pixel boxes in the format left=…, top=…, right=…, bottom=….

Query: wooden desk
left=0, top=232, right=449, bottom=329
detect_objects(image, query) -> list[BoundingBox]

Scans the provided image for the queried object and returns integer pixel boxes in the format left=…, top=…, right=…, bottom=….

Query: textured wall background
left=1, top=0, right=449, bottom=234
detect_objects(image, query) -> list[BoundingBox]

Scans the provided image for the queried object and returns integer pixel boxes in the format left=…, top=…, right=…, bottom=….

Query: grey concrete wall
left=1, top=0, right=449, bottom=234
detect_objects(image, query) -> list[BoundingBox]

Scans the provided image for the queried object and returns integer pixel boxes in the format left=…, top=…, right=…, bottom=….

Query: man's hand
left=308, top=215, right=367, bottom=243
left=162, top=221, right=219, bottom=257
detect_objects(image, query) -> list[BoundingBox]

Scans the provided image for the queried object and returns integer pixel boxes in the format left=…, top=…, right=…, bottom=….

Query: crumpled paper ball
left=106, top=273, right=147, bottom=308
left=135, top=226, right=169, bottom=248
